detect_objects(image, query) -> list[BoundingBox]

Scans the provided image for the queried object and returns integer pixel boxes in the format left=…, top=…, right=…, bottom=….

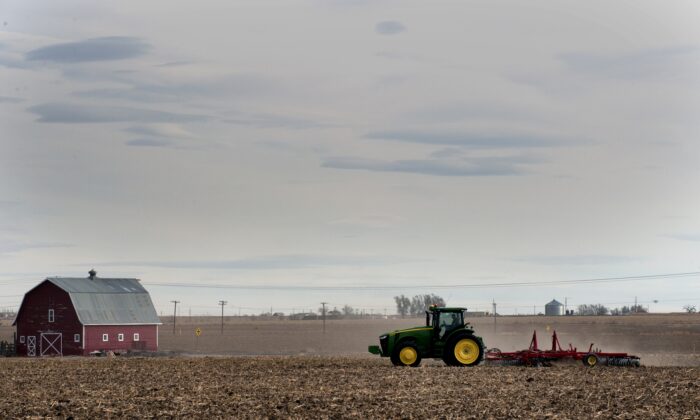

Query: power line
left=142, top=271, right=700, bottom=291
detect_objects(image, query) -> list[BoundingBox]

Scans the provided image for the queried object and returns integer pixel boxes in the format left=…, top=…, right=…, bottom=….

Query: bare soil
left=0, top=357, right=697, bottom=418
left=3, top=314, right=699, bottom=366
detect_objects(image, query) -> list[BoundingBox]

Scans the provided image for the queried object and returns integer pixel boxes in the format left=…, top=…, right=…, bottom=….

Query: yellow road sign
left=195, top=327, right=202, bottom=337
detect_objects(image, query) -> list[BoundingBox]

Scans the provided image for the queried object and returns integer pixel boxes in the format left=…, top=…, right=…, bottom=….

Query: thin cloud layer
left=125, top=138, right=176, bottom=148
left=98, top=255, right=409, bottom=270
left=25, top=37, right=150, bottom=63
left=323, top=154, right=540, bottom=177
left=558, top=46, right=700, bottom=80
left=513, top=255, right=645, bottom=266
left=375, top=21, right=406, bottom=35
left=367, top=130, right=562, bottom=148
left=28, top=103, right=207, bottom=123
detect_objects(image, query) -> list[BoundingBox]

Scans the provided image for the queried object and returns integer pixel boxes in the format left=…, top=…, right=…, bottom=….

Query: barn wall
left=14, top=281, right=83, bottom=356
left=84, top=325, right=158, bottom=353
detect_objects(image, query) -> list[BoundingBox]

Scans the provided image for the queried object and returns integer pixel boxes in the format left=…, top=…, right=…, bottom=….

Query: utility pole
left=492, top=299, right=497, bottom=333
left=171, top=300, right=180, bottom=334
left=321, top=302, right=328, bottom=334
left=634, top=296, right=638, bottom=313
left=564, top=297, right=568, bottom=315
left=218, top=300, right=227, bottom=335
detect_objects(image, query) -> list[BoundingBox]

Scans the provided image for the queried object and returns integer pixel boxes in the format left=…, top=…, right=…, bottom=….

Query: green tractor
left=368, top=305, right=485, bottom=367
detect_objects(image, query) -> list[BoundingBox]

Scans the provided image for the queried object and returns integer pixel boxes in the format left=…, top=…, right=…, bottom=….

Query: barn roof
left=14, top=277, right=161, bottom=326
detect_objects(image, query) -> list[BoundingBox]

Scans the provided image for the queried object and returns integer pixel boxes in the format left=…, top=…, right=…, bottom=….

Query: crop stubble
left=1, top=356, right=698, bottom=419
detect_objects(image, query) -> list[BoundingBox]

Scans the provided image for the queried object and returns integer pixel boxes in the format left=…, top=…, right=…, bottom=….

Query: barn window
left=102, top=334, right=109, bottom=342
left=133, top=333, right=140, bottom=341
left=19, top=336, right=25, bottom=343
left=48, top=309, right=54, bottom=322
left=74, top=334, right=80, bottom=343
left=118, top=333, right=124, bottom=342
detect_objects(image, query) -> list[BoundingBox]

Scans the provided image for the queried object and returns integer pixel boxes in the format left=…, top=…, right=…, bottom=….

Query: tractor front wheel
left=444, top=334, right=483, bottom=367
left=391, top=341, right=422, bottom=367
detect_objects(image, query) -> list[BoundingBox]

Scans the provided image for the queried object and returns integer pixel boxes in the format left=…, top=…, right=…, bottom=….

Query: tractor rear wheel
left=444, top=334, right=483, bottom=367
left=391, top=341, right=422, bottom=367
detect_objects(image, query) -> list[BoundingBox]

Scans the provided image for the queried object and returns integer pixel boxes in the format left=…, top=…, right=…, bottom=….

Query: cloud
left=73, top=73, right=273, bottom=103
left=512, top=255, right=645, bottom=266
left=125, top=138, right=176, bottom=148
left=125, top=124, right=194, bottom=139
left=28, top=103, right=207, bottom=123
left=96, top=255, right=408, bottom=270
left=375, top=21, right=406, bottom=35
left=557, top=46, right=700, bottom=80
left=367, top=130, right=563, bottom=148
left=663, top=233, right=700, bottom=242
left=0, top=96, right=23, bottom=103
left=25, top=37, right=150, bottom=63
left=323, top=154, right=541, bottom=177
left=224, top=112, right=336, bottom=129
left=0, top=239, right=73, bottom=257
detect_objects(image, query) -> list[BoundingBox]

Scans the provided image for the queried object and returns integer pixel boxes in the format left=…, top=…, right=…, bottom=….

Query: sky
left=1, top=1, right=699, bottom=316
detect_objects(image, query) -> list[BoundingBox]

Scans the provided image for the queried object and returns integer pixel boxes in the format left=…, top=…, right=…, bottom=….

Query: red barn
left=13, top=271, right=161, bottom=356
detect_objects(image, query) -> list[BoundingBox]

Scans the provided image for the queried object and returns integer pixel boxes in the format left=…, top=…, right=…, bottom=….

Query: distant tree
left=630, top=304, right=648, bottom=314
left=577, top=304, right=610, bottom=316
left=408, top=294, right=445, bottom=316
left=683, top=304, right=697, bottom=313
left=341, top=305, right=355, bottom=316
left=394, top=295, right=410, bottom=317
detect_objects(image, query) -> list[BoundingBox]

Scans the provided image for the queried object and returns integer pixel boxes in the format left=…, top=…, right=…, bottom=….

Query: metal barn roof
left=45, top=277, right=161, bottom=325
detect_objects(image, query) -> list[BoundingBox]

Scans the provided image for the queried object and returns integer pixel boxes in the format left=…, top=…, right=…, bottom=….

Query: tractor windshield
left=438, top=311, right=463, bottom=339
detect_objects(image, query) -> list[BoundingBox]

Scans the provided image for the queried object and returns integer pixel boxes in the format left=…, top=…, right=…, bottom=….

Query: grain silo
left=545, top=299, right=564, bottom=316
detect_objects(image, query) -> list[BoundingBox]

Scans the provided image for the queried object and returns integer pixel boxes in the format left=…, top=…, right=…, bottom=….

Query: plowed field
left=1, top=357, right=698, bottom=418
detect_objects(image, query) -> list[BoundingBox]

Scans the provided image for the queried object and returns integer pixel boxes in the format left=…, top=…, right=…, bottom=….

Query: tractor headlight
left=379, top=334, right=388, bottom=340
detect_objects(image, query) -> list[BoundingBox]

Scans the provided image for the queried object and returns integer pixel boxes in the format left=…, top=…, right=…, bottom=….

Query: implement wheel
left=582, top=353, right=599, bottom=367
left=444, top=334, right=483, bottom=367
left=391, top=341, right=422, bottom=367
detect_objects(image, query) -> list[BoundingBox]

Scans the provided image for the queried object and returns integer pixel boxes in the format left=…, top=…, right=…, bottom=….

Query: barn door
left=40, top=333, right=62, bottom=357
left=27, top=336, right=36, bottom=357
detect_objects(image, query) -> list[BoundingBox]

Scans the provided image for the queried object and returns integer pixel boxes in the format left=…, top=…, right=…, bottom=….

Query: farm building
left=13, top=270, right=161, bottom=356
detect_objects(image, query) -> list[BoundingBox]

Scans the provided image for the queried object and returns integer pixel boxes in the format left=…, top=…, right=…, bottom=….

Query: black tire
left=391, top=341, right=422, bottom=367
left=443, top=333, right=484, bottom=367
left=582, top=353, right=599, bottom=367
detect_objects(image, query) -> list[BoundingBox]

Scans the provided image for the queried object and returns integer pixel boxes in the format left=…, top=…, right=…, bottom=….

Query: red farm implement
left=486, top=330, right=640, bottom=367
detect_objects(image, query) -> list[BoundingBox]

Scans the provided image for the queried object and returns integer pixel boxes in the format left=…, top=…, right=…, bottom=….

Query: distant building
left=545, top=299, right=564, bottom=316
left=13, top=271, right=161, bottom=356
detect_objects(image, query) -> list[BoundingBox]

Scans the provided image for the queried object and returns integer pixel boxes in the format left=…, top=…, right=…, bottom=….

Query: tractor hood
left=386, top=326, right=433, bottom=336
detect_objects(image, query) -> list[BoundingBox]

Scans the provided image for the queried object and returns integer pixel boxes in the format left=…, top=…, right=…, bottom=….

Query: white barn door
left=27, top=336, right=36, bottom=357
left=40, top=333, right=62, bottom=356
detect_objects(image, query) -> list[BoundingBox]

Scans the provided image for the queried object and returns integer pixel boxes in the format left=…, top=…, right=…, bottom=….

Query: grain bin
left=545, top=299, right=564, bottom=316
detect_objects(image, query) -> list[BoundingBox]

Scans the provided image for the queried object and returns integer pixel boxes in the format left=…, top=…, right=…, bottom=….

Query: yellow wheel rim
left=587, top=355, right=597, bottom=366
left=454, top=338, right=480, bottom=365
left=399, top=347, right=418, bottom=365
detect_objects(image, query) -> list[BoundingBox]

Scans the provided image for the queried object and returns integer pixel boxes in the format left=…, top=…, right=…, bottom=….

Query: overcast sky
left=1, top=1, right=699, bottom=315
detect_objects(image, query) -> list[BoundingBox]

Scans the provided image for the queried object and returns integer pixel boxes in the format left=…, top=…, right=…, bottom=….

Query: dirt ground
left=1, top=316, right=698, bottom=418
left=2, top=314, right=699, bottom=366
left=159, top=314, right=700, bottom=366
left=0, top=357, right=697, bottom=418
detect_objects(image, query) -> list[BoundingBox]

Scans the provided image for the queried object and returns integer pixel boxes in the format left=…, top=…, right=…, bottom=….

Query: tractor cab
left=426, top=306, right=467, bottom=340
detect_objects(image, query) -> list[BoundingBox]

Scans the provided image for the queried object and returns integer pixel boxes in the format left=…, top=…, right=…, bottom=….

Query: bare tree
left=683, top=304, right=697, bottom=313
left=394, top=295, right=410, bottom=317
